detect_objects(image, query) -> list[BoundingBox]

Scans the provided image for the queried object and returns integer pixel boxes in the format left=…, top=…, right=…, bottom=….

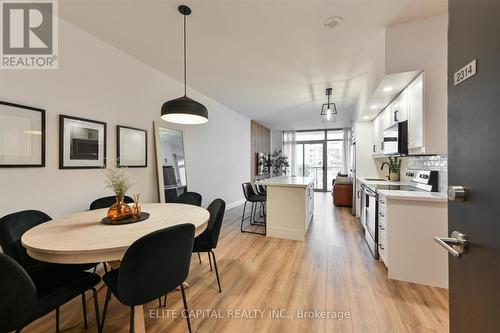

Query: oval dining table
left=21, top=203, right=210, bottom=333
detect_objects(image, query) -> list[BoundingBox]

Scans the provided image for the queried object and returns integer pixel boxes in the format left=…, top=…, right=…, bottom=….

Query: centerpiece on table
left=104, top=163, right=133, bottom=221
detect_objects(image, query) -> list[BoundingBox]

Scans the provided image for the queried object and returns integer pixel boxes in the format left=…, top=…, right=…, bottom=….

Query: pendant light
left=320, top=88, right=337, bottom=122
left=161, top=5, right=208, bottom=124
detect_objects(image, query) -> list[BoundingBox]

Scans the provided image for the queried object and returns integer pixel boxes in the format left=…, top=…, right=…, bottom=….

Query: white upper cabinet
left=391, top=89, right=409, bottom=125
left=407, top=73, right=424, bottom=150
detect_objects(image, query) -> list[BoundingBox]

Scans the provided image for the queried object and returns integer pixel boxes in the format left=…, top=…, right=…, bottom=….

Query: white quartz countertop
left=357, top=177, right=448, bottom=203
left=258, top=176, right=314, bottom=188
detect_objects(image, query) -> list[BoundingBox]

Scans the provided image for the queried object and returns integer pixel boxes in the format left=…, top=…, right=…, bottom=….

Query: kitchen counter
left=357, top=177, right=447, bottom=202
left=258, top=176, right=314, bottom=188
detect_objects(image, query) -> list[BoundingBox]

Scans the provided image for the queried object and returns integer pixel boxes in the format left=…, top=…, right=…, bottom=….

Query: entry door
left=303, top=143, right=325, bottom=191
left=443, top=1, right=500, bottom=332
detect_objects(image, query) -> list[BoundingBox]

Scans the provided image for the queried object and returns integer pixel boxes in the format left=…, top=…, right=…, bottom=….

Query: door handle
left=434, top=231, right=469, bottom=258
left=448, top=186, right=467, bottom=202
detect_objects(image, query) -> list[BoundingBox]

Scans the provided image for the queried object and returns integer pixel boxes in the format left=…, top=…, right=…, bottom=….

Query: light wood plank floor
left=23, top=193, right=448, bottom=333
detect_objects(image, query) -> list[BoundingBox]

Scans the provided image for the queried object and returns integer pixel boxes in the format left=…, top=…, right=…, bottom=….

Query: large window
left=294, top=129, right=349, bottom=191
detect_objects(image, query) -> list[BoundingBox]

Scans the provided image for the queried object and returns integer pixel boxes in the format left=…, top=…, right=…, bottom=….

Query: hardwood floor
left=23, top=193, right=448, bottom=333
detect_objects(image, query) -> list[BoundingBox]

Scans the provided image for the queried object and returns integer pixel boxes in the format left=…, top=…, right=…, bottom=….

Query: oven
left=361, top=184, right=378, bottom=258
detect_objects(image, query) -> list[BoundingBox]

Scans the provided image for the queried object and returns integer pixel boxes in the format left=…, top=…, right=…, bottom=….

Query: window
left=295, top=131, right=325, bottom=141
left=327, top=130, right=343, bottom=140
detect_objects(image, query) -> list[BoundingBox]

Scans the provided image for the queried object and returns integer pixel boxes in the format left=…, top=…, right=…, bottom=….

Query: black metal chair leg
left=103, top=262, right=108, bottom=274
left=208, top=252, right=213, bottom=271
left=197, top=252, right=202, bottom=263
left=162, top=294, right=167, bottom=307
left=240, top=201, right=248, bottom=232
left=158, top=297, right=162, bottom=307
left=180, top=284, right=192, bottom=333
left=82, top=292, right=88, bottom=329
left=241, top=200, right=266, bottom=235
left=100, top=288, right=112, bottom=332
left=91, top=288, right=102, bottom=333
left=210, top=251, right=222, bottom=292
left=55, top=307, right=60, bottom=333
left=130, top=306, right=135, bottom=333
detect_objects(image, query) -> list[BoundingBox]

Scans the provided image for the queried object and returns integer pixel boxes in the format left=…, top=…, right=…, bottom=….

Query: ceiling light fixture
left=324, top=17, right=343, bottom=29
left=320, top=88, right=338, bottom=122
left=383, top=86, right=393, bottom=92
left=161, top=5, right=208, bottom=125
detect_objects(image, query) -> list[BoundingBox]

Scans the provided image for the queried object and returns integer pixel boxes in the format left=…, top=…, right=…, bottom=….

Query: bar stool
left=241, top=182, right=266, bottom=235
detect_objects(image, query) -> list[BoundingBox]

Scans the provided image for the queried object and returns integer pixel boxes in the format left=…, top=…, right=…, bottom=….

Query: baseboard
left=226, top=199, right=245, bottom=211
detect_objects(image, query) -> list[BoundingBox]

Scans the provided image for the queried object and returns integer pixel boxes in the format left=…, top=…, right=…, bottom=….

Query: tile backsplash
left=400, top=155, right=448, bottom=193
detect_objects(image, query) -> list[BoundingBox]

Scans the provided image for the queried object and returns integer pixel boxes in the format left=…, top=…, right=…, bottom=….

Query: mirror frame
left=153, top=121, right=188, bottom=203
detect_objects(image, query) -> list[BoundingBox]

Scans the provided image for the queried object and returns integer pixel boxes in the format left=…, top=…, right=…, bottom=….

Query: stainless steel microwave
left=382, top=120, right=408, bottom=155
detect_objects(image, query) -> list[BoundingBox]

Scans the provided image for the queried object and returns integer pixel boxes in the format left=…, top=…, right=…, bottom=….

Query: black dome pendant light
left=161, top=5, right=208, bottom=124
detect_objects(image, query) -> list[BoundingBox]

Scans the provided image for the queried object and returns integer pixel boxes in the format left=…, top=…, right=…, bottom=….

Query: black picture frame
left=0, top=101, right=46, bottom=168
left=117, top=125, right=147, bottom=168
left=59, top=115, right=107, bottom=169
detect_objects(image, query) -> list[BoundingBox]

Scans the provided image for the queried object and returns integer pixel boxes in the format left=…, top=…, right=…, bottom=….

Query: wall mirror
left=154, top=122, right=187, bottom=203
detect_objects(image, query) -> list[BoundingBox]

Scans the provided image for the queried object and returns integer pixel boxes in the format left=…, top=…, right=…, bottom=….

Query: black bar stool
left=241, top=182, right=266, bottom=235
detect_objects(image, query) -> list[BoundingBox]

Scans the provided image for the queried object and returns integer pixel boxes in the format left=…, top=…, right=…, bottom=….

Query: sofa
left=332, top=174, right=353, bottom=207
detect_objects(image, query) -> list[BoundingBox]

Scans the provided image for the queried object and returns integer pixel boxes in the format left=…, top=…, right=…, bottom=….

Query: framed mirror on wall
left=154, top=121, right=188, bottom=203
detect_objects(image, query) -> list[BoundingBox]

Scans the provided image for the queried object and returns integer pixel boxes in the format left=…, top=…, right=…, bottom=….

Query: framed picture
left=59, top=115, right=107, bottom=169
left=117, top=125, right=147, bottom=167
left=0, top=101, right=45, bottom=167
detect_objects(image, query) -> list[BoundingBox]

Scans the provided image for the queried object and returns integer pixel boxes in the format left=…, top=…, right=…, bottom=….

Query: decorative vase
left=389, top=172, right=400, bottom=181
left=107, top=196, right=132, bottom=221
left=132, top=194, right=142, bottom=217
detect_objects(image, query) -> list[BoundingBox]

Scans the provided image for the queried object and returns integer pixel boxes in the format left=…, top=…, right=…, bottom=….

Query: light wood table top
left=22, top=203, right=209, bottom=264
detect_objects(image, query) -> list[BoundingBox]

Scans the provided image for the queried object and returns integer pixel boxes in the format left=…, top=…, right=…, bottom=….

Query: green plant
left=388, top=156, right=402, bottom=173
left=271, top=150, right=289, bottom=176
left=104, top=163, right=132, bottom=199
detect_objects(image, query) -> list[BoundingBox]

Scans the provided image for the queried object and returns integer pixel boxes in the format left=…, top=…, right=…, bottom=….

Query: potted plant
left=271, top=150, right=290, bottom=176
left=388, top=156, right=402, bottom=181
left=104, top=163, right=133, bottom=221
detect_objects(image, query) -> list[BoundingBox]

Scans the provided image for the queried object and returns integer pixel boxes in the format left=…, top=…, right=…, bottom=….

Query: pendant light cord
left=183, top=13, right=187, bottom=96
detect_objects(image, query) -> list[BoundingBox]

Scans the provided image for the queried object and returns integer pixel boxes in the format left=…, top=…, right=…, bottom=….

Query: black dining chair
left=176, top=191, right=202, bottom=207
left=89, top=195, right=134, bottom=210
left=100, top=224, right=195, bottom=333
left=241, top=182, right=266, bottom=235
left=0, top=210, right=97, bottom=274
left=0, top=253, right=102, bottom=333
left=193, top=199, right=225, bottom=292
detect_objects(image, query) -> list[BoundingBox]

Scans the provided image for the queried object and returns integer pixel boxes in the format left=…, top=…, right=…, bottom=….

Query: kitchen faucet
left=381, top=162, right=390, bottom=180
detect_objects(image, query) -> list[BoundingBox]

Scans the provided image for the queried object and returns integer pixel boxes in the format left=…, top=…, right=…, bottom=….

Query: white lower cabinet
left=377, top=194, right=448, bottom=288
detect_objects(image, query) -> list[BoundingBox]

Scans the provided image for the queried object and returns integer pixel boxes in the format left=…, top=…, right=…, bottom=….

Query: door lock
left=434, top=231, right=469, bottom=258
left=448, top=186, right=467, bottom=202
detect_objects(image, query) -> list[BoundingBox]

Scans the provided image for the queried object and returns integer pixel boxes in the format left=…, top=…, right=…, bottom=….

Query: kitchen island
left=257, top=176, right=314, bottom=241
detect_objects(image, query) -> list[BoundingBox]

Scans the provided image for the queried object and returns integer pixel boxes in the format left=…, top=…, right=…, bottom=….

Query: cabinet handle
left=357, top=190, right=361, bottom=198
left=373, top=145, right=376, bottom=153
left=394, top=110, right=399, bottom=122
left=379, top=225, right=385, bottom=230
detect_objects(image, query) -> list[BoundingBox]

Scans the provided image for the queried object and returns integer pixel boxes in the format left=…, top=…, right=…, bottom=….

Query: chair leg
left=208, top=252, right=213, bottom=272
left=130, top=306, right=135, bottom=333
left=82, top=292, right=88, bottom=329
left=180, top=284, right=192, bottom=333
left=103, top=262, right=108, bottom=274
left=55, top=307, right=60, bottom=333
left=210, top=251, right=222, bottom=292
left=158, top=297, right=162, bottom=308
left=197, top=252, right=202, bottom=263
left=162, top=294, right=167, bottom=307
left=100, top=288, right=112, bottom=332
left=240, top=201, right=248, bottom=232
left=91, top=288, right=101, bottom=333
left=241, top=200, right=266, bottom=235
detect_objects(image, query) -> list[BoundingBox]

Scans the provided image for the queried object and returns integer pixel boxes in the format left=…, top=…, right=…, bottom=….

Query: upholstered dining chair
left=241, top=182, right=266, bottom=235
left=100, top=224, right=195, bottom=333
left=193, top=199, right=226, bottom=292
left=176, top=191, right=202, bottom=207
left=0, top=253, right=102, bottom=333
left=89, top=195, right=134, bottom=210
left=0, top=210, right=96, bottom=274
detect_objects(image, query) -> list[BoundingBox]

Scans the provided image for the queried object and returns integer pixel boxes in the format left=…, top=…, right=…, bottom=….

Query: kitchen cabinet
left=372, top=114, right=382, bottom=155
left=408, top=73, right=424, bottom=150
left=390, top=89, right=408, bottom=125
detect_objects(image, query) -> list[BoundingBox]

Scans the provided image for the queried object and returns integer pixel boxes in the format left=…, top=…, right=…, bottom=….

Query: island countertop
left=257, top=176, right=314, bottom=188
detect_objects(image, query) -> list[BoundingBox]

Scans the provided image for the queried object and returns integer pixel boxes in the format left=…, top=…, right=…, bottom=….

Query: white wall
left=386, top=15, right=448, bottom=154
left=270, top=130, right=282, bottom=154
left=0, top=18, right=250, bottom=218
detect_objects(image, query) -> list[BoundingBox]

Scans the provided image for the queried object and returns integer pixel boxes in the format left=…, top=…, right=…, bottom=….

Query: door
left=443, top=2, right=500, bottom=332
left=303, top=143, right=324, bottom=190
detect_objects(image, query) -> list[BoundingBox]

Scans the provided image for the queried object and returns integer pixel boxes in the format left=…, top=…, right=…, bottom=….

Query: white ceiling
left=60, top=0, right=447, bottom=130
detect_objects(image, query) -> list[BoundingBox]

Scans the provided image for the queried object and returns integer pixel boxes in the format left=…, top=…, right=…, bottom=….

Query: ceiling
left=60, top=0, right=447, bottom=130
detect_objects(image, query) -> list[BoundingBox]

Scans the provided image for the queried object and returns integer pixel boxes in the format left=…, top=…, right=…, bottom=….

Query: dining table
left=21, top=203, right=210, bottom=333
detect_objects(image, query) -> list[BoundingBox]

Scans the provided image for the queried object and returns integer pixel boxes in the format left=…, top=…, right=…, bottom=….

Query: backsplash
left=401, top=155, right=448, bottom=192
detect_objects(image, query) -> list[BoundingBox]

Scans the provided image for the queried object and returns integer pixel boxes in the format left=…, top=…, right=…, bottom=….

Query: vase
left=132, top=194, right=142, bottom=217
left=389, top=172, right=400, bottom=181
left=107, top=196, right=132, bottom=221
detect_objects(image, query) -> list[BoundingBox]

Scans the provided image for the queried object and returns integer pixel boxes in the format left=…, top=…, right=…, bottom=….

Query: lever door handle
left=434, top=231, right=468, bottom=258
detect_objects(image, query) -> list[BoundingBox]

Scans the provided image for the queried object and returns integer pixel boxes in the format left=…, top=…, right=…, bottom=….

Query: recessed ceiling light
left=324, top=17, right=343, bottom=29
left=383, top=86, right=393, bottom=92
left=371, top=104, right=378, bottom=109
